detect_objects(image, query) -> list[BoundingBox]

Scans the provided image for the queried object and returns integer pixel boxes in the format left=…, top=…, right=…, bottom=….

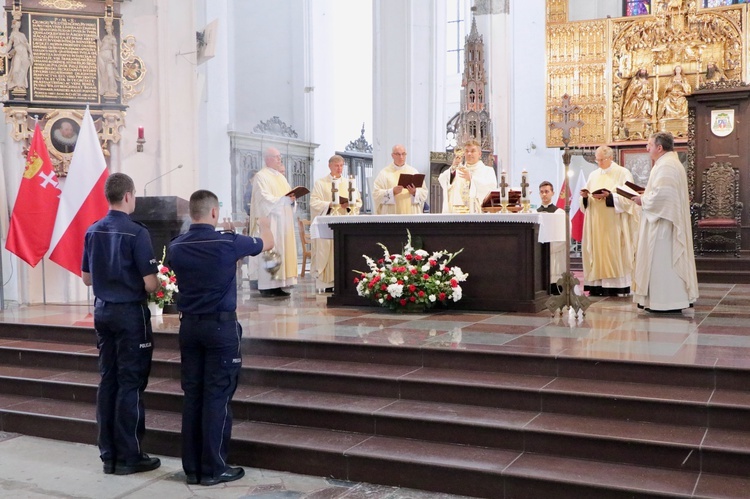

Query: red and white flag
left=570, top=170, right=587, bottom=242
left=5, top=124, right=62, bottom=266
left=49, top=107, right=109, bottom=276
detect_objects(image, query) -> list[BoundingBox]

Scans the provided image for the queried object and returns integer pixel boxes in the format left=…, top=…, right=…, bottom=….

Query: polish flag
left=570, top=170, right=587, bottom=242
left=5, top=124, right=62, bottom=266
left=49, top=107, right=109, bottom=276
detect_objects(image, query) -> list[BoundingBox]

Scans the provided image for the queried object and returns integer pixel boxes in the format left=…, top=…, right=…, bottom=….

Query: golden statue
left=622, top=68, right=653, bottom=120
left=659, top=65, right=691, bottom=119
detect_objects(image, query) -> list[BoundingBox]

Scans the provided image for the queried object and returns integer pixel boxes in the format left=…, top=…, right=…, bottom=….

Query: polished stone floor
left=0, top=275, right=747, bottom=498
left=2, top=276, right=747, bottom=369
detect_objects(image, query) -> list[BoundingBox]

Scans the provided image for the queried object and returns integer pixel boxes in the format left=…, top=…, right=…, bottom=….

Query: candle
left=332, top=178, right=340, bottom=203
left=521, top=169, right=528, bottom=199
left=138, top=126, right=144, bottom=140
left=348, top=176, right=356, bottom=203
left=501, top=170, right=507, bottom=198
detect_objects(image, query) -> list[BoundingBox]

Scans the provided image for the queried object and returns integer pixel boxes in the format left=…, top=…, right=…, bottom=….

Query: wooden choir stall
left=312, top=213, right=565, bottom=313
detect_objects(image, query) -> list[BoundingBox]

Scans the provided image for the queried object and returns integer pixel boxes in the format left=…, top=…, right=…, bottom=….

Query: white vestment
left=248, top=166, right=298, bottom=290
left=372, top=163, right=428, bottom=215
left=633, top=151, right=698, bottom=310
left=438, top=160, right=497, bottom=213
left=309, top=175, right=362, bottom=290
left=580, top=162, right=640, bottom=290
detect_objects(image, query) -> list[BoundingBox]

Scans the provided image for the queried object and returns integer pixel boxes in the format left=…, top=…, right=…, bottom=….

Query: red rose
left=159, top=266, right=168, bottom=273
left=397, top=280, right=404, bottom=285
left=353, top=277, right=360, bottom=284
left=439, top=292, right=446, bottom=300
left=170, top=276, right=177, bottom=283
left=410, top=268, right=418, bottom=275
left=405, top=254, right=412, bottom=261
left=378, top=258, right=384, bottom=264
left=443, top=266, right=450, bottom=272
left=423, top=274, right=430, bottom=280
left=156, top=291, right=164, bottom=298
left=451, top=278, right=458, bottom=288
left=391, top=255, right=397, bottom=260
left=418, top=290, right=425, bottom=297
left=408, top=284, right=416, bottom=292
left=415, top=255, right=422, bottom=261
left=400, top=299, right=407, bottom=306
left=368, top=282, right=374, bottom=289
left=386, top=295, right=392, bottom=300
left=429, top=259, right=437, bottom=266
left=410, top=296, right=416, bottom=302
left=381, top=284, right=387, bottom=291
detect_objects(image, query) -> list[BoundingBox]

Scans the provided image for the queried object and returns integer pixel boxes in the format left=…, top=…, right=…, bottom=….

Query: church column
left=372, top=0, right=436, bottom=177
left=474, top=0, right=510, bottom=178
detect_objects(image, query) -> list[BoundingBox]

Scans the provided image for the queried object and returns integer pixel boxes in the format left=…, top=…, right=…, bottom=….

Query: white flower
left=452, top=286, right=462, bottom=301
left=429, top=294, right=436, bottom=302
left=387, top=283, right=404, bottom=298
left=379, top=298, right=384, bottom=304
left=451, top=266, right=468, bottom=282
left=415, top=249, right=429, bottom=258
left=390, top=277, right=397, bottom=283
left=421, top=263, right=430, bottom=272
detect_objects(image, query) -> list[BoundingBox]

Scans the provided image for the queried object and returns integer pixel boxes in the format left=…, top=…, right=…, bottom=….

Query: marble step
left=3, top=396, right=747, bottom=499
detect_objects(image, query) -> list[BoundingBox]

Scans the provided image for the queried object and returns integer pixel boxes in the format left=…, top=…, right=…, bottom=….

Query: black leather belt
left=179, top=312, right=237, bottom=321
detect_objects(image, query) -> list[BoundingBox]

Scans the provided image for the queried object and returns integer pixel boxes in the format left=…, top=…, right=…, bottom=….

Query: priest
left=632, top=132, right=698, bottom=312
left=580, top=145, right=640, bottom=296
left=248, top=147, right=298, bottom=297
left=372, top=144, right=428, bottom=214
left=309, top=155, right=362, bottom=292
left=438, top=139, right=497, bottom=213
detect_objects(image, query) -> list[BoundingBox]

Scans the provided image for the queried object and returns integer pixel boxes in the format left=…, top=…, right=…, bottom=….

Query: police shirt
left=82, top=210, right=158, bottom=303
left=168, top=224, right=264, bottom=314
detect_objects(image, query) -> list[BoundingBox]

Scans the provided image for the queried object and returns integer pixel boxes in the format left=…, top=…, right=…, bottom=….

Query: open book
left=285, top=186, right=310, bottom=199
left=625, top=181, right=645, bottom=193
left=397, top=173, right=425, bottom=188
left=615, top=184, right=642, bottom=200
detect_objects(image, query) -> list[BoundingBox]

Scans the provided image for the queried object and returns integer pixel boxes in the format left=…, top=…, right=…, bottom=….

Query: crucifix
left=546, top=94, right=591, bottom=316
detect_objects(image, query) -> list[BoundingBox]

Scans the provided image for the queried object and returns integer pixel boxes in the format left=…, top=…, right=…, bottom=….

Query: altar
left=313, top=213, right=565, bottom=313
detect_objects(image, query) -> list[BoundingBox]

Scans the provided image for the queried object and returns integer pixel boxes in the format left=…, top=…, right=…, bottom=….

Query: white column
left=372, top=0, right=435, bottom=177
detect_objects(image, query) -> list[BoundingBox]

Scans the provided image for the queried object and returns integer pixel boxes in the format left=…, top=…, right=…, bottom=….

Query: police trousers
left=178, top=314, right=242, bottom=480
left=94, top=300, right=153, bottom=465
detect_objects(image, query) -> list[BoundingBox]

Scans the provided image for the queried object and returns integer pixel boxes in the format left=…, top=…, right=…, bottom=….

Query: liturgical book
left=397, top=173, right=425, bottom=188
left=285, top=186, right=310, bottom=198
left=625, top=181, right=645, bottom=193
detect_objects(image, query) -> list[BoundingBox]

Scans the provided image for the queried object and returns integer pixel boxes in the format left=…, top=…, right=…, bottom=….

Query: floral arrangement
left=354, top=230, right=467, bottom=312
left=149, top=247, right=178, bottom=309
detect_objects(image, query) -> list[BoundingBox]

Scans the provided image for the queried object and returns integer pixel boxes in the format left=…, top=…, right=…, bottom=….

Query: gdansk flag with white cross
left=5, top=123, right=62, bottom=266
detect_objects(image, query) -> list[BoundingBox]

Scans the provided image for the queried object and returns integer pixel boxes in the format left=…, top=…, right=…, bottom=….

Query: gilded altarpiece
left=546, top=0, right=747, bottom=147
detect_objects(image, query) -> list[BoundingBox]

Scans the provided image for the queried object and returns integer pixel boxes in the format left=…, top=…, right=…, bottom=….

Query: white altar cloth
left=310, top=211, right=566, bottom=243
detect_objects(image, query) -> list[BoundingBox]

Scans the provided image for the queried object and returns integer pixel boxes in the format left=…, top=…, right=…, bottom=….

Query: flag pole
left=41, top=259, right=47, bottom=305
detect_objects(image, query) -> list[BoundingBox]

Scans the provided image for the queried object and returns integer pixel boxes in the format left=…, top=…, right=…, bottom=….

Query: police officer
left=168, top=190, right=273, bottom=486
left=81, top=172, right=161, bottom=475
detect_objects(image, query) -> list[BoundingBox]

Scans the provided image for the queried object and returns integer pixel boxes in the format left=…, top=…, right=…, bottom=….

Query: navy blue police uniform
left=168, top=224, right=264, bottom=484
left=82, top=210, right=158, bottom=472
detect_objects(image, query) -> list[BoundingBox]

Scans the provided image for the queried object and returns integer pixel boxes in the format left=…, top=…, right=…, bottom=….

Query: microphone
left=143, top=164, right=183, bottom=196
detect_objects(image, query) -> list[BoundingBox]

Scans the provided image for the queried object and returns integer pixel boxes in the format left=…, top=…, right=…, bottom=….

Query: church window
left=703, top=0, right=749, bottom=5
left=624, top=0, right=650, bottom=15
left=446, top=0, right=467, bottom=74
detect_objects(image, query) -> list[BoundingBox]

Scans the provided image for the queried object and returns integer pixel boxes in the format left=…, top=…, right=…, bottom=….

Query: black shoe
left=103, top=460, right=115, bottom=474
left=259, top=289, right=275, bottom=297
left=185, top=473, right=199, bottom=485
left=274, top=288, right=290, bottom=296
left=114, top=454, right=161, bottom=475
left=201, top=466, right=245, bottom=486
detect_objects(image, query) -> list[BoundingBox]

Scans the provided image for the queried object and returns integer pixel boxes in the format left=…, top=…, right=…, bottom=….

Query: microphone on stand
left=143, top=164, right=183, bottom=196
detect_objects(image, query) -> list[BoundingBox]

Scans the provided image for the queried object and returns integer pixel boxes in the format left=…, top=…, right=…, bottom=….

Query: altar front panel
left=326, top=219, right=549, bottom=313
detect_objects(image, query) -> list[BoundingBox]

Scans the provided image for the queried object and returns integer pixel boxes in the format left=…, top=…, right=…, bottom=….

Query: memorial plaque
left=29, top=15, right=112, bottom=103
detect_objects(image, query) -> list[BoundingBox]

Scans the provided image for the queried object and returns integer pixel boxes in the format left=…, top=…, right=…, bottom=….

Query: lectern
left=131, top=196, right=189, bottom=258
